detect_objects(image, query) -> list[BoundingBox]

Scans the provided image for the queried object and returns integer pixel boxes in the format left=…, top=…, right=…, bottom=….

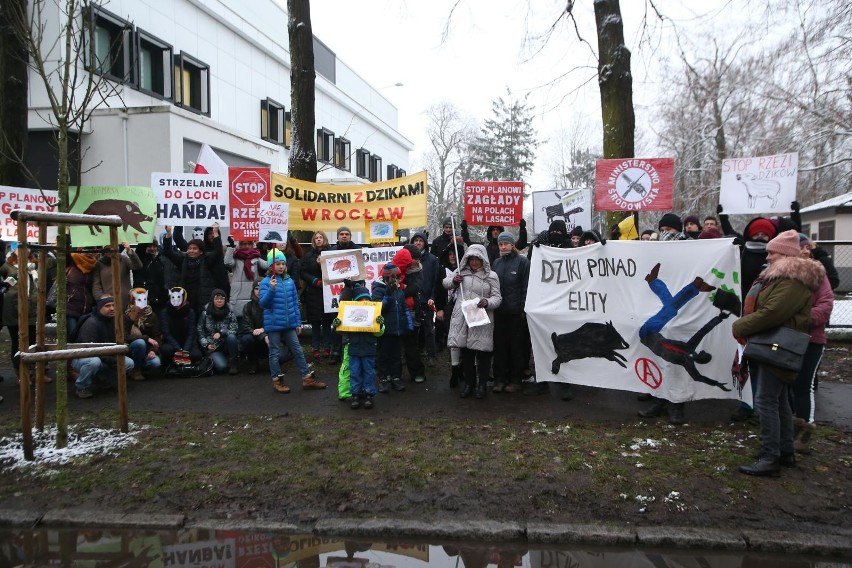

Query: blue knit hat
left=382, top=263, right=399, bottom=277
left=267, top=250, right=286, bottom=264
left=353, top=285, right=371, bottom=301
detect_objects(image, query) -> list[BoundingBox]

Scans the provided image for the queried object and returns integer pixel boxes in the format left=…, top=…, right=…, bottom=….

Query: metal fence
left=816, top=240, right=852, bottom=328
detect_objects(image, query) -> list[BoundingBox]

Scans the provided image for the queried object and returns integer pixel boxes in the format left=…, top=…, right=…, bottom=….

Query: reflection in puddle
left=0, top=528, right=848, bottom=567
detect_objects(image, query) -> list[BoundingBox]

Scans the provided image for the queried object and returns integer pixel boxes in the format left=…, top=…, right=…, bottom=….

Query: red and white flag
left=193, top=143, right=228, bottom=178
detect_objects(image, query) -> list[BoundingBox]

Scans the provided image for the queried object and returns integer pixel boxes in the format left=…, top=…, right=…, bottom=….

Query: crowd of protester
left=0, top=205, right=837, bottom=477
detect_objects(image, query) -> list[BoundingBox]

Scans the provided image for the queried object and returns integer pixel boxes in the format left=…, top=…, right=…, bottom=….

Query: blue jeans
left=72, top=356, right=134, bottom=390
left=754, top=363, right=795, bottom=460
left=208, top=334, right=239, bottom=372
left=128, top=339, right=161, bottom=371
left=349, top=354, right=377, bottom=397
left=268, top=329, right=310, bottom=378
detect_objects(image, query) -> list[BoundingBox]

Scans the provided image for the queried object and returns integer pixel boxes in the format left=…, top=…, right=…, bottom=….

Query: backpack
left=163, top=356, right=214, bottom=378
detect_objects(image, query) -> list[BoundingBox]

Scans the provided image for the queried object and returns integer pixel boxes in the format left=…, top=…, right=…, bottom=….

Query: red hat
left=746, top=218, right=777, bottom=240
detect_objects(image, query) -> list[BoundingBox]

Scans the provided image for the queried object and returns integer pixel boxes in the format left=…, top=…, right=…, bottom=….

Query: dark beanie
left=658, top=213, right=683, bottom=233
left=382, top=263, right=400, bottom=277
left=211, top=288, right=227, bottom=300
left=96, top=296, right=115, bottom=310
left=337, top=226, right=351, bottom=236
left=683, top=215, right=700, bottom=227
left=353, top=285, right=371, bottom=301
left=441, top=218, right=452, bottom=227
left=570, top=226, right=584, bottom=237
left=549, top=220, right=568, bottom=234
left=497, top=232, right=515, bottom=245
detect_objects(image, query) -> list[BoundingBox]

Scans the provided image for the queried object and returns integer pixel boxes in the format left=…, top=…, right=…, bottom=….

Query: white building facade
left=27, top=0, right=412, bottom=190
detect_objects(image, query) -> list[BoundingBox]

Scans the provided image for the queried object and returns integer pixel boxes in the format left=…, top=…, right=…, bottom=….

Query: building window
left=398, top=168, right=406, bottom=177
left=317, top=128, right=334, bottom=163
left=135, top=29, right=172, bottom=99
left=369, top=155, right=382, bottom=182
left=355, top=149, right=370, bottom=179
left=818, top=220, right=835, bottom=241
left=387, top=164, right=400, bottom=179
left=86, top=6, right=133, bottom=82
left=334, top=137, right=351, bottom=171
left=261, top=98, right=286, bottom=145
left=284, top=112, right=292, bottom=148
left=174, top=52, right=210, bottom=116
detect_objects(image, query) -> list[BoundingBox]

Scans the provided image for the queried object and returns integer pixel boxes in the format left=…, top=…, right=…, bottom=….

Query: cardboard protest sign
left=320, top=248, right=366, bottom=285
left=594, top=158, right=674, bottom=211
left=229, top=167, right=270, bottom=241
left=69, top=186, right=156, bottom=246
left=525, top=239, right=750, bottom=404
left=257, top=201, right=288, bottom=243
left=463, top=180, right=524, bottom=225
left=270, top=171, right=427, bottom=232
left=719, top=152, right=798, bottom=214
left=336, top=301, right=383, bottom=333
left=0, top=186, right=59, bottom=243
left=366, top=219, right=398, bottom=243
left=152, top=172, right=228, bottom=227
left=322, top=246, right=402, bottom=313
left=531, top=189, right=591, bottom=234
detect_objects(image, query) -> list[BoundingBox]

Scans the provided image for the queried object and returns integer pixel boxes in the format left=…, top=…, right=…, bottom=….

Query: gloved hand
left=376, top=315, right=384, bottom=326
left=331, top=317, right=341, bottom=328
left=534, top=240, right=541, bottom=247
left=791, top=200, right=800, bottom=212
left=227, top=236, right=235, bottom=247
left=461, top=219, right=468, bottom=231
left=519, top=219, right=526, bottom=229
left=477, top=298, right=488, bottom=308
left=716, top=203, right=724, bottom=214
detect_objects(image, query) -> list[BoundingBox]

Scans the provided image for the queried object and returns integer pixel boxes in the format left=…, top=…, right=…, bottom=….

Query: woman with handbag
left=732, top=229, right=826, bottom=476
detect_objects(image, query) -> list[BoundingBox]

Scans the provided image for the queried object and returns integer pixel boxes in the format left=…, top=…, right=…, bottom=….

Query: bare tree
left=420, top=102, right=477, bottom=234
left=287, top=0, right=318, bottom=183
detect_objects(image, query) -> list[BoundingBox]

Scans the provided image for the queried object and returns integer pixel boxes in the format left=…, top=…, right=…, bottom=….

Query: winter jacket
left=162, top=235, right=224, bottom=314
left=733, top=256, right=825, bottom=381
left=91, top=249, right=143, bottom=302
left=808, top=274, right=834, bottom=345
left=412, top=235, right=439, bottom=306
left=124, top=306, right=162, bottom=353
left=238, top=298, right=266, bottom=341
left=371, top=280, right=413, bottom=336
left=300, top=245, right=329, bottom=322
left=491, top=250, right=529, bottom=315
left=66, top=265, right=95, bottom=319
left=434, top=241, right=465, bottom=311
left=392, top=247, right=419, bottom=311
left=160, top=305, right=198, bottom=353
left=0, top=263, right=36, bottom=327
left=197, top=303, right=239, bottom=348
left=811, top=247, right=840, bottom=290
left=341, top=321, right=385, bottom=358
left=132, top=246, right=174, bottom=313
left=75, top=309, right=117, bottom=345
left=430, top=229, right=470, bottom=257
left=173, top=226, right=231, bottom=296
left=259, top=273, right=302, bottom=331
left=224, top=247, right=268, bottom=315
left=443, top=244, right=502, bottom=351
left=483, top=224, right=528, bottom=264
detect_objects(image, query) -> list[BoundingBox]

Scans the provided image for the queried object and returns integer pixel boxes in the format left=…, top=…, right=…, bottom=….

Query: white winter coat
left=225, top=247, right=268, bottom=315
left=443, top=244, right=502, bottom=352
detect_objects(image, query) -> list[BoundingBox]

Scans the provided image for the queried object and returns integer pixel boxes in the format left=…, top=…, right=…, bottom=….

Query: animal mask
left=192, top=227, right=205, bottom=240
left=130, top=287, right=149, bottom=309
left=169, top=287, right=187, bottom=308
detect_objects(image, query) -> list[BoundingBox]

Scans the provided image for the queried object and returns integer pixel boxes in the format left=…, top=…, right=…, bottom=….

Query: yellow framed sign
left=336, top=301, right=382, bottom=333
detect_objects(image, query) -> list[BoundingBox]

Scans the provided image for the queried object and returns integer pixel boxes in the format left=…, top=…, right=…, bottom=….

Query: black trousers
left=376, top=335, right=402, bottom=380
left=462, top=348, right=492, bottom=388
left=493, top=312, right=526, bottom=385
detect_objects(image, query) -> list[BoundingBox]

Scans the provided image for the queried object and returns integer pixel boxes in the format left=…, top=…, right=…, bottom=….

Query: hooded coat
left=443, top=244, right=502, bottom=351
left=224, top=247, right=268, bottom=315
left=732, top=256, right=825, bottom=381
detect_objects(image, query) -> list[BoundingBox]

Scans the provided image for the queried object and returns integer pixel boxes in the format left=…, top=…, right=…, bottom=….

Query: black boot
left=638, top=398, right=668, bottom=418
left=668, top=402, right=686, bottom=425
left=474, top=382, right=486, bottom=399
left=738, top=458, right=781, bottom=477
left=460, top=381, right=474, bottom=399
left=449, top=365, right=461, bottom=389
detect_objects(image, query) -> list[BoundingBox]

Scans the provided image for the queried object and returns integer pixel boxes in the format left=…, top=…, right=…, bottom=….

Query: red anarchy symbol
left=635, top=357, right=662, bottom=389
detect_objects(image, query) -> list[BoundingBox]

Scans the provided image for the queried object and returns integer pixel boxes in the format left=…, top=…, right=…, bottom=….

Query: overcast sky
left=309, top=0, right=748, bottom=192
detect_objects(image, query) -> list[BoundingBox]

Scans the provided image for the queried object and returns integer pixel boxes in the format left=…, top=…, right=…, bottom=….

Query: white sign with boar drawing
left=719, top=152, right=798, bottom=215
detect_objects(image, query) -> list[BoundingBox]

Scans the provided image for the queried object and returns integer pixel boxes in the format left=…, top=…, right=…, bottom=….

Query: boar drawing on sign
left=83, top=199, right=153, bottom=236
left=550, top=321, right=630, bottom=375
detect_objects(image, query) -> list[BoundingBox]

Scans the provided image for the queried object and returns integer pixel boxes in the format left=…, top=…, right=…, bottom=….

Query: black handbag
left=743, top=327, right=810, bottom=372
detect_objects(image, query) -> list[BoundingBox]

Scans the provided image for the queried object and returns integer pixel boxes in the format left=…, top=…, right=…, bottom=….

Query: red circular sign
left=635, top=357, right=662, bottom=389
left=231, top=170, right=268, bottom=207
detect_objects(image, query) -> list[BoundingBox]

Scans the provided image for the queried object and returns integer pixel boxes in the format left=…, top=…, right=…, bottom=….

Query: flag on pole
left=193, top=143, right=228, bottom=177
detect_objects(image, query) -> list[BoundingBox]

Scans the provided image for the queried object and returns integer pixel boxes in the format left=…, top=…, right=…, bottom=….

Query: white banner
left=531, top=188, right=591, bottom=234
left=152, top=172, right=229, bottom=227
left=257, top=200, right=288, bottom=243
left=526, top=240, right=752, bottom=404
left=322, top=246, right=402, bottom=313
left=719, top=152, right=798, bottom=215
left=0, top=186, right=59, bottom=243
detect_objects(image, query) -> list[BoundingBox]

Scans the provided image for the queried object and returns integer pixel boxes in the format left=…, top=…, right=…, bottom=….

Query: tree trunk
left=594, top=0, right=636, bottom=235
left=0, top=0, right=30, bottom=187
left=287, top=0, right=317, bottom=183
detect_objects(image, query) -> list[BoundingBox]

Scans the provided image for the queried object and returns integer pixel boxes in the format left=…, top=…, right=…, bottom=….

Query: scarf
left=208, top=303, right=230, bottom=321
left=71, top=253, right=98, bottom=273
left=233, top=248, right=261, bottom=280
left=742, top=276, right=765, bottom=317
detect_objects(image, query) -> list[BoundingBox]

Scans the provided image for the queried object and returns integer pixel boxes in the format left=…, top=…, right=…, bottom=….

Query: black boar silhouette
left=82, top=199, right=153, bottom=236
left=551, top=321, right=629, bottom=374
left=263, top=230, right=283, bottom=242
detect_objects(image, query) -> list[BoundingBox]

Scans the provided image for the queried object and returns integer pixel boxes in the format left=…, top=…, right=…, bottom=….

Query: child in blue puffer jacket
left=371, top=262, right=413, bottom=394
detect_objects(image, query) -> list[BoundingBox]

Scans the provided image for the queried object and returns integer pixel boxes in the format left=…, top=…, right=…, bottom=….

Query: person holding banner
left=430, top=218, right=470, bottom=258
left=260, top=251, right=325, bottom=393
left=329, top=226, right=361, bottom=364
left=491, top=233, right=529, bottom=394
left=301, top=231, right=334, bottom=359
left=163, top=224, right=224, bottom=315
left=225, top=240, right=267, bottom=317
left=444, top=244, right=502, bottom=399
left=434, top=237, right=466, bottom=386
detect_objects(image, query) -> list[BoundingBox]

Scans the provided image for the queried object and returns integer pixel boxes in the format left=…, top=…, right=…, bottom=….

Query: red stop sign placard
left=231, top=169, right=269, bottom=207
